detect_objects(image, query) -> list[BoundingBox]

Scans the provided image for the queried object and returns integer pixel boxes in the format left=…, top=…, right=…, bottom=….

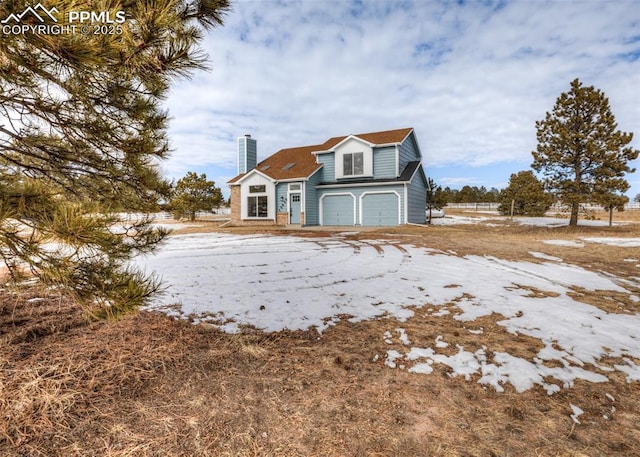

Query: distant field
left=445, top=206, right=640, bottom=223
left=1, top=221, right=639, bottom=456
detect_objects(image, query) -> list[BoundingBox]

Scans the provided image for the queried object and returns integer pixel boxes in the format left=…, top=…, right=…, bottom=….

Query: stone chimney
left=237, top=134, right=257, bottom=174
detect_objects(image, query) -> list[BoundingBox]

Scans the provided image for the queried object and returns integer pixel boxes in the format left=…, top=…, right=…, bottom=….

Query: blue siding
left=304, top=169, right=322, bottom=225
left=316, top=152, right=335, bottom=182
left=398, top=133, right=420, bottom=171
left=373, top=147, right=396, bottom=179
left=275, top=183, right=288, bottom=213
left=238, top=137, right=257, bottom=174
left=407, top=165, right=427, bottom=224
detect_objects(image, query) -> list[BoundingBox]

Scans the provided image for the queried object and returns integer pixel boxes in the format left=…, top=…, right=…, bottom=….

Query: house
left=228, top=127, right=427, bottom=226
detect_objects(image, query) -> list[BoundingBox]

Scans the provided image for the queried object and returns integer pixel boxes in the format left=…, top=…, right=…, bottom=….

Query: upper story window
left=343, top=152, right=364, bottom=176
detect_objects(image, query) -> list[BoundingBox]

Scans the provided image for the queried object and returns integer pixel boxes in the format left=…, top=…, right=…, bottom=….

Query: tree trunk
left=609, top=207, right=613, bottom=227
left=569, top=202, right=579, bottom=226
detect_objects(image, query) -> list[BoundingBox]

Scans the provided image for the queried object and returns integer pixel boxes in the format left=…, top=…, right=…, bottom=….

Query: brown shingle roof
left=254, top=144, right=324, bottom=181
left=229, top=127, right=413, bottom=183
left=321, top=127, right=413, bottom=150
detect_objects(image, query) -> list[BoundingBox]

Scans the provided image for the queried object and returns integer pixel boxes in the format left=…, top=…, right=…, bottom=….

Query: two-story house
left=228, top=127, right=427, bottom=226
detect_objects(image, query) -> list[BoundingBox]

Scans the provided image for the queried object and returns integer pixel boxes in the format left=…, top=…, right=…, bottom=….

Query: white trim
left=359, top=190, right=401, bottom=226
left=404, top=183, right=408, bottom=225
left=234, top=168, right=276, bottom=184
left=277, top=177, right=309, bottom=183
left=334, top=138, right=373, bottom=179
left=240, top=172, right=276, bottom=220
left=408, top=129, right=422, bottom=159
left=406, top=162, right=424, bottom=183
left=302, top=181, right=306, bottom=223
left=287, top=182, right=302, bottom=224
left=331, top=134, right=375, bottom=150
left=319, top=192, right=356, bottom=226
left=317, top=181, right=402, bottom=189
left=395, top=144, right=399, bottom=177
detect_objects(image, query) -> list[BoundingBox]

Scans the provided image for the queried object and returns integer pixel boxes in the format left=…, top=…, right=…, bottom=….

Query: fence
left=445, top=202, right=640, bottom=211
left=117, top=207, right=232, bottom=221
left=445, top=203, right=499, bottom=210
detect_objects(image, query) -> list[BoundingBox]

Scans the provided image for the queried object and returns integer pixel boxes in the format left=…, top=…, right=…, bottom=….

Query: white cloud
left=162, top=0, right=640, bottom=196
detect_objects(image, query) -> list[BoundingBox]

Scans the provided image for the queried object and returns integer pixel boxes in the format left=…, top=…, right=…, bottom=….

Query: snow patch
left=529, top=251, right=562, bottom=262
left=543, top=240, right=585, bottom=248
left=570, top=404, right=584, bottom=424
left=137, top=232, right=640, bottom=393
left=581, top=237, right=640, bottom=248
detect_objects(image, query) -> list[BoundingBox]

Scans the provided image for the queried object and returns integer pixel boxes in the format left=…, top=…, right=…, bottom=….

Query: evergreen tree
left=458, top=185, right=476, bottom=203
left=0, top=0, right=231, bottom=318
left=594, top=191, right=628, bottom=227
left=532, top=79, right=639, bottom=226
left=425, top=177, right=447, bottom=224
left=498, top=171, right=553, bottom=216
left=170, top=172, right=223, bottom=221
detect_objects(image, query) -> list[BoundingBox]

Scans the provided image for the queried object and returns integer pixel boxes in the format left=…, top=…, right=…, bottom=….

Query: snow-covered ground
left=137, top=232, right=640, bottom=394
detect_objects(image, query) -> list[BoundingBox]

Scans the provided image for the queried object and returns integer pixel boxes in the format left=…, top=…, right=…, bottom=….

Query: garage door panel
left=362, top=193, right=399, bottom=226
left=322, top=195, right=354, bottom=226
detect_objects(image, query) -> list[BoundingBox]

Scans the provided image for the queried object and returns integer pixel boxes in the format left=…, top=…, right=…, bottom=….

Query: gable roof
left=229, top=127, right=414, bottom=184
left=319, top=127, right=414, bottom=152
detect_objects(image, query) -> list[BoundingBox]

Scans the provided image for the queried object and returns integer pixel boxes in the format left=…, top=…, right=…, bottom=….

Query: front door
left=289, top=193, right=301, bottom=224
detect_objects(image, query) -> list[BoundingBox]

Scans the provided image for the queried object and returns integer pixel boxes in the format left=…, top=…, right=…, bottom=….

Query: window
left=249, top=185, right=266, bottom=193
left=343, top=152, right=364, bottom=176
left=291, top=194, right=300, bottom=202
left=289, top=183, right=301, bottom=191
left=247, top=195, right=268, bottom=217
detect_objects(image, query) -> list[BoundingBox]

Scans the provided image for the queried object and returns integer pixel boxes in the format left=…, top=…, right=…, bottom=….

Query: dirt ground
left=1, top=219, right=639, bottom=456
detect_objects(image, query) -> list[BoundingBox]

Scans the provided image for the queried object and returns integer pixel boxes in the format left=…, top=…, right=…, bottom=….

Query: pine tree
left=425, top=177, right=447, bottom=224
left=498, top=171, right=552, bottom=216
left=532, top=79, right=639, bottom=226
left=170, top=172, right=223, bottom=221
left=0, top=0, right=230, bottom=318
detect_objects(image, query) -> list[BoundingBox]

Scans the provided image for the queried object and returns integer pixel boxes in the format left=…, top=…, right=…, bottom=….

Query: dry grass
left=1, top=222, right=640, bottom=456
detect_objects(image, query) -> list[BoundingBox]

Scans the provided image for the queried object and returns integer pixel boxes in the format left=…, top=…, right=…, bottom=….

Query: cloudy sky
left=162, top=0, right=640, bottom=199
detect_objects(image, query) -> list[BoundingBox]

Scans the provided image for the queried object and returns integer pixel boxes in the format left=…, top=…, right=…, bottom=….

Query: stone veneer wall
left=229, top=186, right=242, bottom=225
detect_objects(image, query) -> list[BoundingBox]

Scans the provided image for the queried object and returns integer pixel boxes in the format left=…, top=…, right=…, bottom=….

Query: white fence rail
left=445, top=203, right=499, bottom=210
left=116, top=208, right=232, bottom=221
left=446, top=202, right=640, bottom=211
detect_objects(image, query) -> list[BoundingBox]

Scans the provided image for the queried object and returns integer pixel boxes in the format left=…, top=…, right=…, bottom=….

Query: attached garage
left=361, top=192, right=400, bottom=226
left=321, top=194, right=355, bottom=225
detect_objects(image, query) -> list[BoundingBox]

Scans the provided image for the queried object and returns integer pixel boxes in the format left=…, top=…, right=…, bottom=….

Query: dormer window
left=343, top=152, right=364, bottom=176
left=334, top=138, right=373, bottom=179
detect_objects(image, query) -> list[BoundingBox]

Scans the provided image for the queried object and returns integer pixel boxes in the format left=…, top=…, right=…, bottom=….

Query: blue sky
left=163, top=0, right=640, bottom=200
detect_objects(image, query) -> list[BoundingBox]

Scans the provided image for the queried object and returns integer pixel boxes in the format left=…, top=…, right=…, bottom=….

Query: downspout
left=404, top=182, right=408, bottom=224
